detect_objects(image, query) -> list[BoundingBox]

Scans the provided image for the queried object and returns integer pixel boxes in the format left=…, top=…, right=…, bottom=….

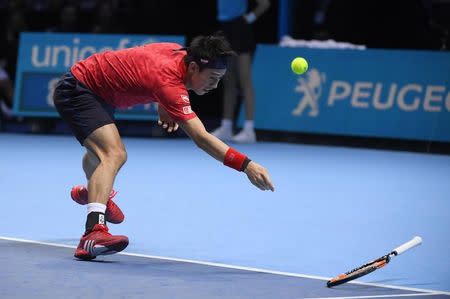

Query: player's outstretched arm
left=179, top=117, right=274, bottom=192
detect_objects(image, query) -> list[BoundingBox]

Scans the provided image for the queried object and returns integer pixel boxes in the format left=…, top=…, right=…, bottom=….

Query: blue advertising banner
left=13, top=32, right=185, bottom=120
left=247, top=45, right=450, bottom=142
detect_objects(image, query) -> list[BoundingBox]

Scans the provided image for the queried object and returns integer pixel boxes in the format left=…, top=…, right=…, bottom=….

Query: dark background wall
left=292, top=0, right=449, bottom=50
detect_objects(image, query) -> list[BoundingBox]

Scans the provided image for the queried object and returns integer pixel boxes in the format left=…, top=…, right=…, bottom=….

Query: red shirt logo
left=183, top=106, right=193, bottom=114
left=180, top=95, right=190, bottom=103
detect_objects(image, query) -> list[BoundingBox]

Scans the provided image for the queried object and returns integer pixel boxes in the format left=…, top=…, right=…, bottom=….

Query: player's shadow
left=327, top=284, right=395, bottom=293
left=73, top=258, right=118, bottom=264
left=44, top=238, right=80, bottom=243
left=369, top=278, right=407, bottom=284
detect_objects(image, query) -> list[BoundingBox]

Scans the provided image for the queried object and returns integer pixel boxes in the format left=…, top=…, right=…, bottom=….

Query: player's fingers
left=262, top=174, right=275, bottom=192
left=167, top=123, right=174, bottom=133
left=158, top=120, right=162, bottom=126
left=255, top=175, right=271, bottom=192
left=254, top=182, right=265, bottom=191
left=252, top=178, right=265, bottom=191
left=260, top=179, right=271, bottom=191
left=173, top=123, right=179, bottom=131
left=162, top=123, right=168, bottom=129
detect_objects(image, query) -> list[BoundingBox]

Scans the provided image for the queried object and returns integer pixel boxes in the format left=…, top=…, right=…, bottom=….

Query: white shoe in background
left=211, top=125, right=233, bottom=141
left=231, top=129, right=256, bottom=143
left=0, top=101, right=12, bottom=119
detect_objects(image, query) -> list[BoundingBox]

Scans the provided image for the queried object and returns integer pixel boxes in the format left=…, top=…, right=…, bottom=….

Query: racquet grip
left=393, top=236, right=422, bottom=255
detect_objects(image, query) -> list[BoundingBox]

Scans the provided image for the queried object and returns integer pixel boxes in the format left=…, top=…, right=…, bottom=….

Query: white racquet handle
left=393, top=236, right=422, bottom=255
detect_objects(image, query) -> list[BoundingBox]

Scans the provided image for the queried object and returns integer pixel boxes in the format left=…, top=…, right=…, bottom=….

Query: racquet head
left=327, top=237, right=422, bottom=288
left=327, top=256, right=390, bottom=287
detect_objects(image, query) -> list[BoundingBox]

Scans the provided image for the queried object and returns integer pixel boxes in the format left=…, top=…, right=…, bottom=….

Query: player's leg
left=74, top=123, right=128, bottom=260
left=72, top=147, right=125, bottom=224
left=53, top=72, right=128, bottom=259
left=82, top=123, right=127, bottom=208
left=82, top=149, right=100, bottom=180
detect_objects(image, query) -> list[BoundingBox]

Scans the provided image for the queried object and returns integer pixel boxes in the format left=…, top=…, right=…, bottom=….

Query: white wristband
left=244, top=12, right=257, bottom=24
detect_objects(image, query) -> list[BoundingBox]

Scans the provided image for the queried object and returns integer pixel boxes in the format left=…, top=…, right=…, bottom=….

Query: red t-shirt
left=71, top=43, right=196, bottom=122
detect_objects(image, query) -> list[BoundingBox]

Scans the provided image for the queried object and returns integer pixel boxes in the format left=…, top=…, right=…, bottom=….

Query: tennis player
left=53, top=33, right=275, bottom=260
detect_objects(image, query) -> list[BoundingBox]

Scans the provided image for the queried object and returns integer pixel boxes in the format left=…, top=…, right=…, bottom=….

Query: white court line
left=1, top=236, right=449, bottom=296
left=304, top=293, right=444, bottom=299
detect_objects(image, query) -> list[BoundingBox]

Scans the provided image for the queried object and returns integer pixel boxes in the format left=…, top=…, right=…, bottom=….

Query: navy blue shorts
left=53, top=72, right=115, bottom=145
left=220, top=17, right=256, bottom=54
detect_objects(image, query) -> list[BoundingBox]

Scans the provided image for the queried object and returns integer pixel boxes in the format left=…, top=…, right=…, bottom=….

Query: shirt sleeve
left=156, top=85, right=197, bottom=122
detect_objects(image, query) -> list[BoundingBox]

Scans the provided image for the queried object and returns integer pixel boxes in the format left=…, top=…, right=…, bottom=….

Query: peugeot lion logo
left=292, top=69, right=326, bottom=117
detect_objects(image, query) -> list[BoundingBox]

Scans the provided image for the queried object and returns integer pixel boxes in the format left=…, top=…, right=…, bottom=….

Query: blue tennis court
left=1, top=133, right=449, bottom=298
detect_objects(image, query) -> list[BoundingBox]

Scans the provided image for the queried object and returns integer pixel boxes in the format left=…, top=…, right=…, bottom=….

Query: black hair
left=183, top=32, right=236, bottom=70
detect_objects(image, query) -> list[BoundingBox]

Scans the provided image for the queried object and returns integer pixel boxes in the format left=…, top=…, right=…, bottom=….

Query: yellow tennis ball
left=291, top=57, right=308, bottom=75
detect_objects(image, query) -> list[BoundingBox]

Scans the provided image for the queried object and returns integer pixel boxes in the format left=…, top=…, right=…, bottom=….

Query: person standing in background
left=211, top=0, right=270, bottom=143
left=0, top=66, right=13, bottom=128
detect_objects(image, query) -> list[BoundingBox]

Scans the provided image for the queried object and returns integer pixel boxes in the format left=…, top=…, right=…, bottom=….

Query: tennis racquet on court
left=327, top=236, right=422, bottom=288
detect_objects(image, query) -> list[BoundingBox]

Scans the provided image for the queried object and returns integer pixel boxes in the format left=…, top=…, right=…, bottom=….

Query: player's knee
left=113, top=148, right=127, bottom=168
left=103, top=147, right=127, bottom=169
left=118, top=148, right=127, bottom=167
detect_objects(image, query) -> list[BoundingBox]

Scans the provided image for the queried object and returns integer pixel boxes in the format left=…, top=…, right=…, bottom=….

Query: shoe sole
left=74, top=239, right=129, bottom=261
left=74, top=251, right=96, bottom=261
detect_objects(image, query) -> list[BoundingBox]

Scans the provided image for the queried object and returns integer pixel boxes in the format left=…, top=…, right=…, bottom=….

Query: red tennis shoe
left=74, top=224, right=129, bottom=260
left=71, top=185, right=125, bottom=224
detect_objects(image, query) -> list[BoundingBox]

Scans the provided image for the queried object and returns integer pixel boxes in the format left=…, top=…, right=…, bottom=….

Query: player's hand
left=157, top=105, right=179, bottom=133
left=244, top=161, right=275, bottom=192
